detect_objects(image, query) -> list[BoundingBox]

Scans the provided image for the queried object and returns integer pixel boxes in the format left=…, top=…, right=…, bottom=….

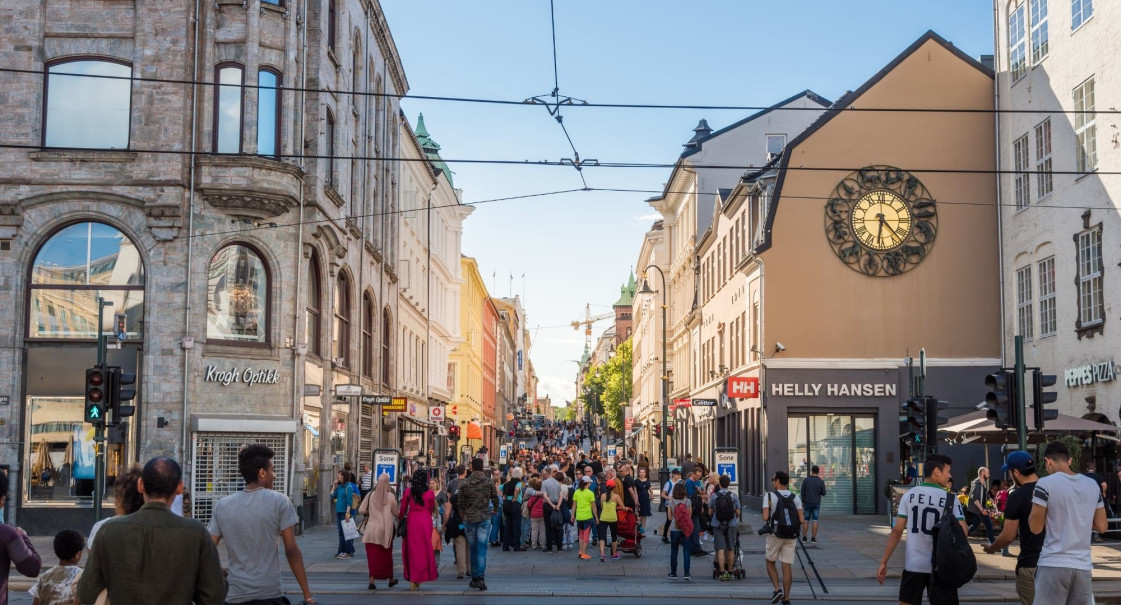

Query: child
left=29, top=529, right=85, bottom=605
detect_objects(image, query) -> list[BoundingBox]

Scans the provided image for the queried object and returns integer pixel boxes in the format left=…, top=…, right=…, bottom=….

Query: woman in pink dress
left=398, top=468, right=438, bottom=590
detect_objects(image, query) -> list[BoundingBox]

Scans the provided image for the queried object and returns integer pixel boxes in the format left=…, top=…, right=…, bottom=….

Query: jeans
left=670, top=530, right=691, bottom=576
left=335, top=512, right=354, bottom=555
left=689, top=512, right=704, bottom=552
left=967, top=512, right=995, bottom=543
left=502, top=505, right=523, bottom=549
left=489, top=509, right=502, bottom=543
left=464, top=519, right=491, bottom=580
left=521, top=514, right=532, bottom=545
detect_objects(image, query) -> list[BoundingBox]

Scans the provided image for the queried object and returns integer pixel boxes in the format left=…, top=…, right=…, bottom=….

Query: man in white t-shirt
left=876, top=453, right=966, bottom=605
left=209, top=444, right=316, bottom=605
left=1028, top=441, right=1107, bottom=605
left=762, top=470, right=803, bottom=605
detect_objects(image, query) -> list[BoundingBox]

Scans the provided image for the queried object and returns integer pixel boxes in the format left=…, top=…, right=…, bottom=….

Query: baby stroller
left=711, top=530, right=745, bottom=580
left=616, top=506, right=644, bottom=557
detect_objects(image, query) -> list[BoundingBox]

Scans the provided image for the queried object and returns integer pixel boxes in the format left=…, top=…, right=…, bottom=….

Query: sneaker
left=477, top=581, right=487, bottom=591
left=338, top=553, right=352, bottom=559
left=770, top=589, right=784, bottom=604
left=719, top=572, right=732, bottom=581
left=667, top=573, right=678, bottom=579
left=543, top=548, right=553, bottom=553
left=579, top=553, right=592, bottom=560
left=662, top=536, right=670, bottom=544
left=811, top=537, right=817, bottom=543
left=683, top=575, right=693, bottom=582
left=612, top=554, right=621, bottom=560
left=468, top=578, right=480, bottom=588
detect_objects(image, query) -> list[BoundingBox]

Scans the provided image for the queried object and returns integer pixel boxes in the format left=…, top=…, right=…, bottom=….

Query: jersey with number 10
left=897, top=482, right=965, bottom=573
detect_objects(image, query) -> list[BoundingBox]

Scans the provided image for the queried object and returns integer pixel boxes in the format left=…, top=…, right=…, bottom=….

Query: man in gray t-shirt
left=209, top=444, right=316, bottom=604
left=799, top=465, right=827, bottom=543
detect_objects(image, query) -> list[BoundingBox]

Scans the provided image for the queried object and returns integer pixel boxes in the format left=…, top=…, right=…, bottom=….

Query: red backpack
left=673, top=502, right=694, bottom=537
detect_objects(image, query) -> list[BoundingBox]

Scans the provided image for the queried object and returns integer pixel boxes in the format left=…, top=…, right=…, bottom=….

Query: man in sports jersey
left=876, top=453, right=966, bottom=605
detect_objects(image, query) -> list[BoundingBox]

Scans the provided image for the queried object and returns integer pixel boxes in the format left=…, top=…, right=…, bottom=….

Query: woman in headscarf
left=398, top=468, right=438, bottom=590
left=358, top=472, right=399, bottom=590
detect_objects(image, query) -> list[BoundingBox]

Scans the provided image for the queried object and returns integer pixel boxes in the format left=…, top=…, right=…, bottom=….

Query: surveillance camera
left=775, top=342, right=786, bottom=352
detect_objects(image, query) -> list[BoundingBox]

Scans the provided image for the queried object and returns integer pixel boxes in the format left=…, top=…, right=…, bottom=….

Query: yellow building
left=450, top=256, right=487, bottom=459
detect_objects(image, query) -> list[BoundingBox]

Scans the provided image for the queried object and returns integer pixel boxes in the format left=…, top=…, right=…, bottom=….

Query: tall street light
left=637, top=265, right=669, bottom=490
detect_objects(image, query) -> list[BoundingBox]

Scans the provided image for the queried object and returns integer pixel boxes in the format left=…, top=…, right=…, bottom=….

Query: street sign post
left=335, top=384, right=362, bottom=397
left=499, top=444, right=509, bottom=465
left=373, top=449, right=400, bottom=485
left=715, top=448, right=740, bottom=491
left=607, top=444, right=618, bottom=460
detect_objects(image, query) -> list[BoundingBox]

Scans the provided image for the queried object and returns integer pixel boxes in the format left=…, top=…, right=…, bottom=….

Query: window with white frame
left=1077, top=228, right=1103, bottom=326
left=1030, top=0, right=1048, bottom=62
left=1034, top=118, right=1053, bottom=200
left=1013, top=134, right=1031, bottom=210
left=766, top=134, right=786, bottom=156
left=1016, top=265, right=1033, bottom=340
left=1072, top=0, right=1093, bottom=30
left=1074, top=77, right=1097, bottom=173
left=1009, top=5, right=1027, bottom=81
left=1038, top=256, right=1056, bottom=337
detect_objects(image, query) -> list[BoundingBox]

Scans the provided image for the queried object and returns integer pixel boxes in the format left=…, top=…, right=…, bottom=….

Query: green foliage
left=554, top=405, right=574, bottom=422
left=1034, top=435, right=1083, bottom=477
left=581, top=338, right=633, bottom=432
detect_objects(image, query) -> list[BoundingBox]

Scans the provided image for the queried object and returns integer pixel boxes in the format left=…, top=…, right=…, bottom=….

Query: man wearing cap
left=984, top=451, right=1043, bottom=605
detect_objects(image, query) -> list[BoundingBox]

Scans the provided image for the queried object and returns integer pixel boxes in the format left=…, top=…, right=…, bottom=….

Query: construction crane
left=571, top=303, right=614, bottom=356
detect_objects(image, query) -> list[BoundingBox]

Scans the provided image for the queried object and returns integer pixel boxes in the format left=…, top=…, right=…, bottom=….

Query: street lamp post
left=637, top=266, right=669, bottom=490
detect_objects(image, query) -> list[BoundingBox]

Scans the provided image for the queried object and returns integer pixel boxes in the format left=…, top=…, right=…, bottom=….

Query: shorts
left=899, top=570, right=959, bottom=605
left=712, top=524, right=735, bottom=551
left=577, top=518, right=595, bottom=531
left=803, top=504, right=820, bottom=522
left=598, top=521, right=617, bottom=543
left=764, top=534, right=796, bottom=564
left=1015, top=566, right=1035, bottom=605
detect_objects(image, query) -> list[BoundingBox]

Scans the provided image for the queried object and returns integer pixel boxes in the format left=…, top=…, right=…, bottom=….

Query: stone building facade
left=0, top=0, right=415, bottom=531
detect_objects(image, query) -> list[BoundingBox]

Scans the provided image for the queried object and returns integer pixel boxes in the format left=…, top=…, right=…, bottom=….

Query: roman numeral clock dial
left=824, top=166, right=938, bottom=277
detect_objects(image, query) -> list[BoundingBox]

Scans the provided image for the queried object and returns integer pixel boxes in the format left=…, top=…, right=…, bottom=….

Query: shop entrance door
left=788, top=415, right=877, bottom=514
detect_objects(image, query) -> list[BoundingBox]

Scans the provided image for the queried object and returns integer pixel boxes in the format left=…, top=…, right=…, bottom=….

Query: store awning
left=941, top=410, right=1118, bottom=444
left=627, top=425, right=645, bottom=441
left=466, top=421, right=483, bottom=440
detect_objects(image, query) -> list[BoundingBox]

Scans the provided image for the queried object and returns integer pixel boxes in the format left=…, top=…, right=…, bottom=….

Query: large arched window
left=44, top=59, right=132, bottom=149
left=362, top=292, right=374, bottom=378
left=381, top=307, right=391, bottom=386
left=333, top=272, right=350, bottom=367
left=305, top=251, right=321, bottom=356
left=28, top=222, right=144, bottom=339
left=207, top=243, right=268, bottom=343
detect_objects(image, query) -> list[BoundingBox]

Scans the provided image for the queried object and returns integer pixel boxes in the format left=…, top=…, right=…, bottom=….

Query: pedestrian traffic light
left=85, top=366, right=107, bottom=426
left=107, top=366, right=137, bottom=423
left=924, top=396, right=949, bottom=451
left=1032, top=370, right=1058, bottom=432
left=902, top=397, right=927, bottom=441
left=654, top=424, right=662, bottom=439
left=665, top=425, right=675, bottom=437
left=984, top=371, right=1017, bottom=429
left=448, top=425, right=460, bottom=441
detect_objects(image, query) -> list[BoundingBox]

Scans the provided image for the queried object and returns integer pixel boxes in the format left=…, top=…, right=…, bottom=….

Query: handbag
left=395, top=497, right=410, bottom=538
left=341, top=517, right=360, bottom=541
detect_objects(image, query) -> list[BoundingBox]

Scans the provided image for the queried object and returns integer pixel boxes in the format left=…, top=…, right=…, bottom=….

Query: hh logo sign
left=727, top=377, right=760, bottom=398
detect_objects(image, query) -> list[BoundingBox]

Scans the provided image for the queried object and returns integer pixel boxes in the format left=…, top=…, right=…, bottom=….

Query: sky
left=379, top=1, right=996, bottom=405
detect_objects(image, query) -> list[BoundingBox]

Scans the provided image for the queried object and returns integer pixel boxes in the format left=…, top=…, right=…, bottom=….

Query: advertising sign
left=381, top=397, right=407, bottom=415
left=362, top=395, right=392, bottom=405
left=624, top=417, right=634, bottom=431
left=429, top=406, right=446, bottom=422
left=727, top=376, right=760, bottom=399
left=714, top=449, right=739, bottom=489
left=670, top=398, right=691, bottom=411
left=691, top=398, right=717, bottom=407
left=373, top=449, right=400, bottom=484
left=499, top=444, right=509, bottom=464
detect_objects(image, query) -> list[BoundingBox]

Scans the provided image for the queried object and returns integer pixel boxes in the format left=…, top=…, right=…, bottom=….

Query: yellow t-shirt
left=600, top=498, right=618, bottom=523
left=573, top=487, right=596, bottom=521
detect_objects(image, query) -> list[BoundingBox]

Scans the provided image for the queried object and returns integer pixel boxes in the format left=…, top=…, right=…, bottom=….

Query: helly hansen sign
left=770, top=382, right=897, bottom=397
left=726, top=377, right=759, bottom=399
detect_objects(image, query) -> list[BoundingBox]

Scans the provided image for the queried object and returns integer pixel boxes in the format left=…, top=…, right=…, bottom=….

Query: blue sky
left=380, top=1, right=995, bottom=404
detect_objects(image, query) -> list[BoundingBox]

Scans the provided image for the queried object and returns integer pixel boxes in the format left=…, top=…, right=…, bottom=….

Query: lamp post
left=637, top=265, right=669, bottom=490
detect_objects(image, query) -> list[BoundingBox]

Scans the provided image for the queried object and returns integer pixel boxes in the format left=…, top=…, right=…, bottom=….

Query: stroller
left=711, top=529, right=745, bottom=580
left=616, top=506, right=644, bottom=557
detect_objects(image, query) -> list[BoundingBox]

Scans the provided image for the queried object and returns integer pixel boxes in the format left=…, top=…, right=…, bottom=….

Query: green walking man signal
left=85, top=365, right=107, bottom=426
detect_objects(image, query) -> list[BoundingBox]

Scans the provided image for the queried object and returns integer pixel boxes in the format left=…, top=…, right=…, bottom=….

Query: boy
left=30, top=530, right=85, bottom=605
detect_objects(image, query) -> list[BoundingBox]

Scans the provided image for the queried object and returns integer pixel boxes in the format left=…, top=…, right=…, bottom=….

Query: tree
left=579, top=338, right=633, bottom=434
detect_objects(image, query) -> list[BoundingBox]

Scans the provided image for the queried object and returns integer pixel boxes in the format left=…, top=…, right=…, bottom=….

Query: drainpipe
left=182, top=0, right=203, bottom=466
left=753, top=239, right=766, bottom=498
left=992, top=0, right=1007, bottom=369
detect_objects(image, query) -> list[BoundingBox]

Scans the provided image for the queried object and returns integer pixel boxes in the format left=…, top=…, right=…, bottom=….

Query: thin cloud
left=634, top=212, right=661, bottom=223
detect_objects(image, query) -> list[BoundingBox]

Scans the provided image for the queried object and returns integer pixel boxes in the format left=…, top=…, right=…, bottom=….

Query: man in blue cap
left=984, top=451, right=1042, bottom=605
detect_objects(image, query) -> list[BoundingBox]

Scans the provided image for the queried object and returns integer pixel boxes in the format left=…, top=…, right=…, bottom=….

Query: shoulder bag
left=395, top=496, right=410, bottom=538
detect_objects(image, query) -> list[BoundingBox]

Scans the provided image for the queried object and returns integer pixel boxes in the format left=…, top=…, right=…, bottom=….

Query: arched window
left=28, top=222, right=144, bottom=339
left=257, top=68, right=281, bottom=158
left=207, top=243, right=268, bottom=343
left=44, top=59, right=132, bottom=149
left=362, top=293, right=374, bottom=378
left=333, top=272, right=350, bottom=367
left=214, top=63, right=244, bottom=153
left=381, top=308, right=391, bottom=386
left=305, top=251, right=321, bottom=356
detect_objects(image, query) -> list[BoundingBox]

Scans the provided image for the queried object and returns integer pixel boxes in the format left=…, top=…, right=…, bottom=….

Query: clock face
left=824, top=166, right=937, bottom=277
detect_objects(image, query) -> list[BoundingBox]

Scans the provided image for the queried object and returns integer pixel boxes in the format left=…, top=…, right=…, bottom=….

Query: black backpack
left=769, top=491, right=800, bottom=539
left=714, top=491, right=737, bottom=524
left=931, top=490, right=977, bottom=588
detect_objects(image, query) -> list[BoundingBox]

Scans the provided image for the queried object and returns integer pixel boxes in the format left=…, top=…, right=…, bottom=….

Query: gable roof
left=757, top=30, right=995, bottom=254
left=680, top=89, right=832, bottom=159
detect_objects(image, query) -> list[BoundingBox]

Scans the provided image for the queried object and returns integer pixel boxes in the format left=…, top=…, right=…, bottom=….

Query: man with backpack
left=876, top=453, right=968, bottom=605
left=799, top=465, right=827, bottom=543
left=762, top=470, right=803, bottom=605
left=708, top=474, right=740, bottom=581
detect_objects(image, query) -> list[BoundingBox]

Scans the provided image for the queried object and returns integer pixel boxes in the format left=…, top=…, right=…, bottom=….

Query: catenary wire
left=4, top=65, right=1117, bottom=116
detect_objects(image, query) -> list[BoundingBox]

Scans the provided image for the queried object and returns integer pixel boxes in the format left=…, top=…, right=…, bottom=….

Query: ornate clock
left=824, top=166, right=938, bottom=277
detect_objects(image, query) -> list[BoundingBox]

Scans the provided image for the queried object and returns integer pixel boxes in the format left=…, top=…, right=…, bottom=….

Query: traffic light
left=653, top=424, right=662, bottom=439
left=448, top=424, right=460, bottom=441
left=665, top=425, right=675, bottom=437
left=1032, top=370, right=1058, bottom=431
left=924, top=396, right=949, bottom=451
left=85, top=366, right=107, bottom=426
left=984, top=371, right=1017, bottom=429
left=107, top=366, right=137, bottom=423
left=902, top=397, right=927, bottom=441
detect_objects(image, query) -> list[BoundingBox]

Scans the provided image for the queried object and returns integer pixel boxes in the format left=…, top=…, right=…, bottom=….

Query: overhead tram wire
left=5, top=65, right=1117, bottom=116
